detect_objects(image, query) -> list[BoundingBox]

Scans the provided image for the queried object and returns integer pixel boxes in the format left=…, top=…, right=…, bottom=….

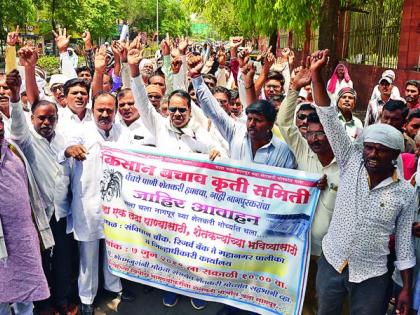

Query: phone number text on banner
left=101, top=145, right=320, bottom=315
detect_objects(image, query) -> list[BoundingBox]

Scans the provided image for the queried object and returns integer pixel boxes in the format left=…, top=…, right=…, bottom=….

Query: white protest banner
left=101, top=145, right=320, bottom=315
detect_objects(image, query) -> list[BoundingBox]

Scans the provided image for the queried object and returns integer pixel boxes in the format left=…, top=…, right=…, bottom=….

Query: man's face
left=404, top=117, right=420, bottom=139
left=337, top=93, right=356, bottom=114
left=228, top=98, right=242, bottom=117
left=66, top=85, right=89, bottom=115
left=118, top=91, right=139, bottom=126
left=103, top=74, right=112, bottom=92
left=204, top=78, right=216, bottom=89
left=214, top=92, right=230, bottom=114
left=141, top=64, right=153, bottom=77
left=149, top=76, right=166, bottom=95
left=0, top=75, right=11, bottom=115
left=78, top=70, right=92, bottom=84
left=405, top=85, right=419, bottom=104
left=264, top=79, right=282, bottom=99
left=93, top=95, right=116, bottom=131
left=160, top=101, right=169, bottom=118
left=336, top=65, right=345, bottom=79
left=169, top=95, right=190, bottom=128
left=379, top=80, right=392, bottom=98
left=31, top=104, right=58, bottom=140
left=148, top=92, right=162, bottom=110
left=363, top=142, right=399, bottom=174
left=51, top=84, right=66, bottom=107
left=305, top=122, right=332, bottom=155
left=246, top=113, right=273, bottom=141
left=295, top=108, right=316, bottom=136
left=381, top=109, right=405, bottom=132
left=189, top=90, right=197, bottom=103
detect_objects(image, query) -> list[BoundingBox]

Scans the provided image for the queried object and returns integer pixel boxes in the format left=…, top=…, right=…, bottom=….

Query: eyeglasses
left=297, top=113, right=310, bottom=120
left=305, top=131, right=326, bottom=138
left=51, top=85, right=64, bottom=92
left=168, top=107, right=187, bottom=114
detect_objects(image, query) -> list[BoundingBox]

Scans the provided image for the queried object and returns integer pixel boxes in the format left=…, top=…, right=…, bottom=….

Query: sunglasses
left=297, top=113, right=310, bottom=120
left=168, top=107, right=187, bottom=114
left=305, top=131, right=326, bottom=138
left=51, top=85, right=64, bottom=92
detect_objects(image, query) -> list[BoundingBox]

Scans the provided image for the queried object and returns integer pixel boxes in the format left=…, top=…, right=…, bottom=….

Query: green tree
left=119, top=0, right=191, bottom=37
left=0, top=0, right=37, bottom=39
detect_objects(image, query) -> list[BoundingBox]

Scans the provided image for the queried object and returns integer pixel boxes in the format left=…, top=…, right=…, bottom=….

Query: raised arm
left=310, top=50, right=354, bottom=169
left=53, top=27, right=77, bottom=79
left=82, top=31, right=95, bottom=75
left=91, top=46, right=107, bottom=98
left=241, top=61, right=258, bottom=106
left=276, top=64, right=312, bottom=155
left=188, top=54, right=236, bottom=143
left=18, top=46, right=40, bottom=106
left=5, top=26, right=19, bottom=74
left=254, top=48, right=275, bottom=97
left=8, top=69, right=31, bottom=149
left=111, top=40, right=122, bottom=77
left=128, top=36, right=164, bottom=136
left=160, top=39, right=173, bottom=94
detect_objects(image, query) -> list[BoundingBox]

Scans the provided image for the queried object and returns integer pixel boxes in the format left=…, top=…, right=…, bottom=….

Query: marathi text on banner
left=101, top=145, right=321, bottom=315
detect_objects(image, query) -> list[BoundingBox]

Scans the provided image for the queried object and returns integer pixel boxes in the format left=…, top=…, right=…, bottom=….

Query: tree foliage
left=0, top=0, right=190, bottom=44
left=119, top=0, right=191, bottom=37
left=183, top=0, right=321, bottom=38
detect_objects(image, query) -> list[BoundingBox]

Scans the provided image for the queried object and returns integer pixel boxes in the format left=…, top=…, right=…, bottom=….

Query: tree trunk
left=269, top=31, right=277, bottom=55
left=318, top=0, right=341, bottom=76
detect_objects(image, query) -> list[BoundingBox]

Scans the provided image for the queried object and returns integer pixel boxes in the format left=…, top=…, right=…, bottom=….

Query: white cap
left=49, top=74, right=68, bottom=87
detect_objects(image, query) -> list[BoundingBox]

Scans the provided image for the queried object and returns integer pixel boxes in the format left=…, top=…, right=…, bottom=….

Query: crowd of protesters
left=1, top=24, right=420, bottom=315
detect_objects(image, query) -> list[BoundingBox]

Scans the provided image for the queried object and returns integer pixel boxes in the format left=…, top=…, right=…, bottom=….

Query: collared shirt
left=130, top=75, right=220, bottom=154
left=10, top=102, right=69, bottom=221
left=64, top=121, right=128, bottom=241
left=192, top=75, right=296, bottom=168
left=118, top=116, right=156, bottom=146
left=56, top=106, right=93, bottom=141
left=364, top=98, right=387, bottom=127
left=276, top=90, right=339, bottom=255
left=316, top=104, right=416, bottom=283
left=337, top=111, right=363, bottom=141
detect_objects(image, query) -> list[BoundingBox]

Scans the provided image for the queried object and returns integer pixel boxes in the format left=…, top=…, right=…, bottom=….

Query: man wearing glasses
left=276, top=62, right=338, bottom=315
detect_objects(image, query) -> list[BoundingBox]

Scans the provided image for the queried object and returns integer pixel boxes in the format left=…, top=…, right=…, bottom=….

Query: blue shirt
left=192, top=76, right=296, bottom=169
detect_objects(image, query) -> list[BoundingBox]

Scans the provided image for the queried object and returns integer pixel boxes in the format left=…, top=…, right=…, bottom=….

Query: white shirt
left=370, top=85, right=400, bottom=101
left=56, top=106, right=93, bottom=141
left=64, top=121, right=129, bottom=241
left=276, top=91, right=339, bottom=255
left=118, top=116, right=156, bottom=146
left=130, top=75, right=219, bottom=154
left=316, top=104, right=416, bottom=283
left=0, top=112, right=11, bottom=139
left=10, top=102, right=69, bottom=221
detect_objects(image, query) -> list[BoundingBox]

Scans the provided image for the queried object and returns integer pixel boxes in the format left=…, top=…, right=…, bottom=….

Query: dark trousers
left=316, top=254, right=389, bottom=315
left=35, top=218, right=75, bottom=309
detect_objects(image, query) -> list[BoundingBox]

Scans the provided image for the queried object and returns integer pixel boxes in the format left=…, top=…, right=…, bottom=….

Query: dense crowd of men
left=1, top=24, right=420, bottom=315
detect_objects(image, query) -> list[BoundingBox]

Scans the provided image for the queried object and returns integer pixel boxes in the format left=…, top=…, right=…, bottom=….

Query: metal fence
left=344, top=0, right=403, bottom=68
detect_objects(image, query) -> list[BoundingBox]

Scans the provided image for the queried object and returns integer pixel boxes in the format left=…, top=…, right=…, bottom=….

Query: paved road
left=94, top=280, right=253, bottom=315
